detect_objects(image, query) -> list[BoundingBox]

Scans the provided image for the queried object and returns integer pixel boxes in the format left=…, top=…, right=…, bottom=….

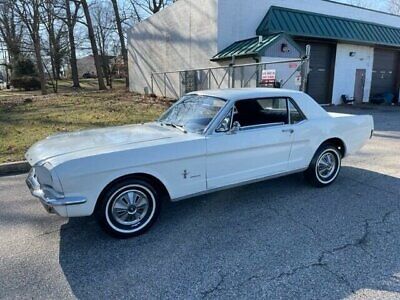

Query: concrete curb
left=0, top=161, right=30, bottom=176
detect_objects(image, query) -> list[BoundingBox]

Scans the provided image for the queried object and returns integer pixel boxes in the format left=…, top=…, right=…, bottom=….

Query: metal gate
left=151, top=52, right=310, bottom=98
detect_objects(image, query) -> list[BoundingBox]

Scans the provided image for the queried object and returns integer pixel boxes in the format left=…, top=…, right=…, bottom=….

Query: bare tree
left=0, top=0, right=23, bottom=62
left=41, top=0, right=69, bottom=92
left=64, top=0, right=81, bottom=88
left=111, top=0, right=129, bottom=88
left=92, top=1, right=115, bottom=87
left=80, top=0, right=107, bottom=90
left=130, top=0, right=177, bottom=20
left=14, top=0, right=47, bottom=95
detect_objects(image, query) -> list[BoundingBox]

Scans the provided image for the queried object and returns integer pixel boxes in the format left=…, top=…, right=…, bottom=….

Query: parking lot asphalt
left=1, top=105, right=400, bottom=299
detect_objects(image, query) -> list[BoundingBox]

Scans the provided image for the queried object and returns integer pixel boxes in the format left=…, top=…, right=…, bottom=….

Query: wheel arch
left=319, top=137, right=346, bottom=158
left=95, top=173, right=171, bottom=212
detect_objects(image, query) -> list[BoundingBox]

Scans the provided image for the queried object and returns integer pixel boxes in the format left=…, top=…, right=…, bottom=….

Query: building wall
left=263, top=36, right=302, bottom=58
left=332, top=44, right=374, bottom=105
left=217, top=0, right=400, bottom=51
left=128, top=0, right=400, bottom=101
left=216, top=0, right=400, bottom=103
left=76, top=55, right=97, bottom=77
left=128, top=0, right=218, bottom=96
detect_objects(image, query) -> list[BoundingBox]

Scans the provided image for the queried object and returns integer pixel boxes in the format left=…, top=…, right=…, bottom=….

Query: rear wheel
left=96, top=178, right=162, bottom=238
left=305, top=144, right=342, bottom=187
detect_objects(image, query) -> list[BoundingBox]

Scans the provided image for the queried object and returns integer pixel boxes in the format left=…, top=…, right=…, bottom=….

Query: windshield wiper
left=162, top=122, right=187, bottom=133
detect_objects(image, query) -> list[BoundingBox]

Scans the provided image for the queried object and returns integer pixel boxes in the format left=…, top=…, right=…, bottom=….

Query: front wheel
left=304, top=144, right=342, bottom=187
left=96, top=178, right=162, bottom=238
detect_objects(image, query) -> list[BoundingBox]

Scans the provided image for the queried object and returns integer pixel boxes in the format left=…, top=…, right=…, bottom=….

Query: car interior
left=233, top=98, right=289, bottom=127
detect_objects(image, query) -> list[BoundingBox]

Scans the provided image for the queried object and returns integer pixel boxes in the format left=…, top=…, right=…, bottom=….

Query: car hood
left=25, top=123, right=182, bottom=166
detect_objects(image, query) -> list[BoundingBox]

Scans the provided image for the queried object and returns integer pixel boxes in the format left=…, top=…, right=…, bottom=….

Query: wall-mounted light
left=349, top=52, right=356, bottom=57
left=281, top=43, right=289, bottom=53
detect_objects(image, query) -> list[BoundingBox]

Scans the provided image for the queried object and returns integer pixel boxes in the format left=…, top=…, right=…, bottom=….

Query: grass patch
left=0, top=80, right=171, bottom=163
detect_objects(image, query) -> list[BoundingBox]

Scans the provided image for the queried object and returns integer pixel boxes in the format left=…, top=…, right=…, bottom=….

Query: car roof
left=189, top=88, right=305, bottom=101
left=188, top=88, right=330, bottom=120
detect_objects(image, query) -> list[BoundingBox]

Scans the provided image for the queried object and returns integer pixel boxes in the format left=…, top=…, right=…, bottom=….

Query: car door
left=206, top=97, right=294, bottom=190
left=286, top=99, right=313, bottom=171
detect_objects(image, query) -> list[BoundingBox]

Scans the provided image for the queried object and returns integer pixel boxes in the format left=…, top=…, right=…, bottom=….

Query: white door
left=206, top=98, right=294, bottom=190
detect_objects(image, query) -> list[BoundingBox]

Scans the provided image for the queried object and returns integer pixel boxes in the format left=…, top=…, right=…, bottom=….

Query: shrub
left=11, top=76, right=41, bottom=91
left=10, top=57, right=41, bottom=91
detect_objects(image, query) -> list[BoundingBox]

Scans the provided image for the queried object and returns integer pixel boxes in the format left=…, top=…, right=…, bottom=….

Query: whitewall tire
left=305, top=144, right=342, bottom=187
left=96, top=178, right=162, bottom=238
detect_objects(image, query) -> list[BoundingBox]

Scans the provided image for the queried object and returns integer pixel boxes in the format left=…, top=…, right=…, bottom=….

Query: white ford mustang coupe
left=26, top=88, right=374, bottom=238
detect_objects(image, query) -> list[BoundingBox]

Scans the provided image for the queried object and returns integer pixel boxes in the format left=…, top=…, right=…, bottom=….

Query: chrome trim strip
left=172, top=167, right=308, bottom=202
left=240, top=122, right=286, bottom=131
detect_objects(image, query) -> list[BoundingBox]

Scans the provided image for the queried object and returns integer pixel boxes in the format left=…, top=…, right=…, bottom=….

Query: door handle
left=282, top=129, right=294, bottom=134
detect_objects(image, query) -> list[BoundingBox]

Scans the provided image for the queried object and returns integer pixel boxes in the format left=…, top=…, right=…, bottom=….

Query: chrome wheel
left=111, top=189, right=149, bottom=226
left=104, top=182, right=158, bottom=236
left=317, top=152, right=337, bottom=179
left=305, top=145, right=342, bottom=187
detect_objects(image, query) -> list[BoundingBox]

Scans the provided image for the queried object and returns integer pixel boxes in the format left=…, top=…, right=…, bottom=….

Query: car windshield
left=159, top=95, right=226, bottom=133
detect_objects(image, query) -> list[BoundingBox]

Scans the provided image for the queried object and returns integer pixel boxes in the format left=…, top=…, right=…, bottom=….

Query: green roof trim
left=257, top=6, right=400, bottom=47
left=211, top=33, right=302, bottom=61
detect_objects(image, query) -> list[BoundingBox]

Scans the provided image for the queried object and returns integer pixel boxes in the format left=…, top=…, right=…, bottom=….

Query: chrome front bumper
left=26, top=169, right=87, bottom=215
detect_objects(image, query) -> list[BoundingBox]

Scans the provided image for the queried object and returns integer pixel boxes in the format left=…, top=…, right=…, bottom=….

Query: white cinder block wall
left=332, top=44, right=374, bottom=105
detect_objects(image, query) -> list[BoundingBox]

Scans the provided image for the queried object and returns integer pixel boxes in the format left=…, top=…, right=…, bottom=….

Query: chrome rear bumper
left=26, top=169, right=87, bottom=215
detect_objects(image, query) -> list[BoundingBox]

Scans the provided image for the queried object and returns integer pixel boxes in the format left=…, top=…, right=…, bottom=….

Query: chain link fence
left=151, top=54, right=310, bottom=99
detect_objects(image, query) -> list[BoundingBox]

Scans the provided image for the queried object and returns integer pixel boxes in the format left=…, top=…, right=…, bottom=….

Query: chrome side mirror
left=229, top=121, right=241, bottom=134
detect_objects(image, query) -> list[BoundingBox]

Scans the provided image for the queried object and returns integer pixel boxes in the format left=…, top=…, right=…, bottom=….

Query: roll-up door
left=371, top=48, right=399, bottom=98
left=298, top=42, right=336, bottom=104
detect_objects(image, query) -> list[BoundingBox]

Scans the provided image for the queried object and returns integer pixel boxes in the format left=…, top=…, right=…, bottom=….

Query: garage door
left=297, top=42, right=336, bottom=104
left=307, top=43, right=336, bottom=104
left=371, top=49, right=399, bottom=98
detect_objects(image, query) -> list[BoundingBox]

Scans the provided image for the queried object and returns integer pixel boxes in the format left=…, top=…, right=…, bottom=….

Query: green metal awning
left=257, top=6, right=400, bottom=47
left=211, top=33, right=282, bottom=61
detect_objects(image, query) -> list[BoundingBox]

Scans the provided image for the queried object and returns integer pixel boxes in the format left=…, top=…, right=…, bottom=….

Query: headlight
left=35, top=165, right=52, bottom=186
left=35, top=162, right=64, bottom=193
